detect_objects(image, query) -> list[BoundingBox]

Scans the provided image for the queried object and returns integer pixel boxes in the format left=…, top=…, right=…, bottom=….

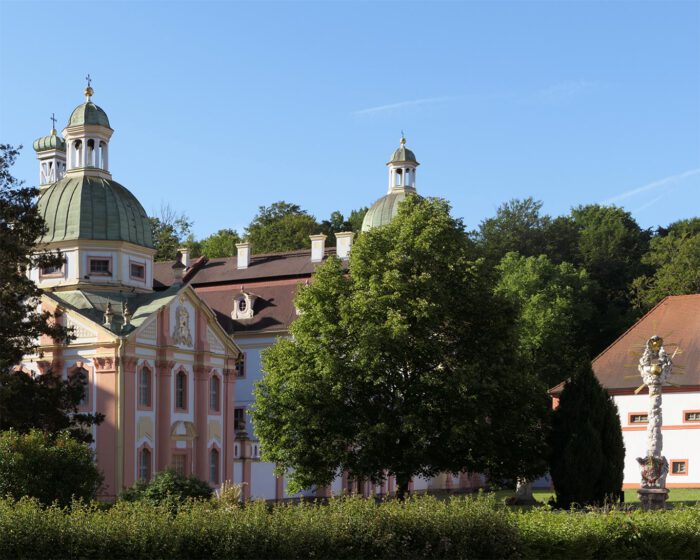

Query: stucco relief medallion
left=172, top=305, right=193, bottom=347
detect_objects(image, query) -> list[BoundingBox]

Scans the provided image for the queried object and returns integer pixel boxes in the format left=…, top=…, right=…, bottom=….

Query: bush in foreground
left=0, top=494, right=698, bottom=559
left=0, top=429, right=102, bottom=507
left=119, top=470, right=213, bottom=508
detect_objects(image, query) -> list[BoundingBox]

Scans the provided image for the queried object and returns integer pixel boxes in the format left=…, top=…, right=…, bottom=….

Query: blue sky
left=1, top=1, right=699, bottom=239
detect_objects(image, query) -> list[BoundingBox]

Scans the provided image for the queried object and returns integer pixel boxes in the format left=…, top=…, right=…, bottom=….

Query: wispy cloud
left=352, top=96, right=455, bottom=117
left=631, top=194, right=666, bottom=214
left=603, top=168, right=700, bottom=205
left=352, top=80, right=595, bottom=117
left=535, top=80, right=596, bottom=102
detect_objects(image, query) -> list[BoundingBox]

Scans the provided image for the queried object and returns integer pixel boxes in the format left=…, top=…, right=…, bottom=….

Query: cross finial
left=50, top=113, right=57, bottom=133
left=400, top=130, right=406, bottom=145
left=84, top=74, right=94, bottom=100
left=85, top=74, right=92, bottom=88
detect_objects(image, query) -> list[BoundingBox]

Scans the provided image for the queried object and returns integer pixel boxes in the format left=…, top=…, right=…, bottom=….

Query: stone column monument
left=635, top=335, right=672, bottom=510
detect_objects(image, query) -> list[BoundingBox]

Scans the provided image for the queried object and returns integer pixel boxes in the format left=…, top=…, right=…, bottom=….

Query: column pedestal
left=637, top=488, right=669, bottom=511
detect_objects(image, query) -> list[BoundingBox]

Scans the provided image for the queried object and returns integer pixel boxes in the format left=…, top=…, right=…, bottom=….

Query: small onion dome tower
left=62, top=82, right=113, bottom=176
left=33, top=82, right=155, bottom=294
left=33, top=117, right=66, bottom=188
left=361, top=136, right=420, bottom=232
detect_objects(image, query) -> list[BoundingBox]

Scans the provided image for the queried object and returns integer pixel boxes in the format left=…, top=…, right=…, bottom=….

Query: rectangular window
left=89, top=258, right=111, bottom=275
left=139, top=448, right=152, bottom=481
left=171, top=454, right=187, bottom=476
left=210, top=376, right=220, bottom=412
left=175, top=372, right=187, bottom=410
left=671, top=460, right=688, bottom=475
left=209, top=449, right=220, bottom=484
left=684, top=411, right=700, bottom=423
left=234, top=407, right=246, bottom=432
left=40, top=264, right=63, bottom=277
left=138, top=367, right=151, bottom=407
left=130, top=261, right=146, bottom=280
left=235, top=355, right=245, bottom=378
left=629, top=413, right=648, bottom=424
left=71, top=367, right=89, bottom=407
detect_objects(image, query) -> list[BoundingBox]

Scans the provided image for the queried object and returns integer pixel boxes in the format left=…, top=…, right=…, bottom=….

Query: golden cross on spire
left=84, top=74, right=94, bottom=100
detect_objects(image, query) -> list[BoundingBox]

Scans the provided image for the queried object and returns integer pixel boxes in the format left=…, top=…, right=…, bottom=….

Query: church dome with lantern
left=31, top=82, right=155, bottom=293
left=361, top=136, right=420, bottom=232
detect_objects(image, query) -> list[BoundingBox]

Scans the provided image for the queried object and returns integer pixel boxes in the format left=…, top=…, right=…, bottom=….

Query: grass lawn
left=491, top=487, right=700, bottom=506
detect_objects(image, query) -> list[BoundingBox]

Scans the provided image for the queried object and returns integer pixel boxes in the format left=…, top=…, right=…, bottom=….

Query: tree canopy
left=149, top=204, right=194, bottom=262
left=0, top=145, right=69, bottom=371
left=198, top=228, right=241, bottom=258
left=244, top=201, right=320, bottom=253
left=633, top=218, right=700, bottom=309
left=252, top=196, right=548, bottom=497
left=494, top=252, right=595, bottom=388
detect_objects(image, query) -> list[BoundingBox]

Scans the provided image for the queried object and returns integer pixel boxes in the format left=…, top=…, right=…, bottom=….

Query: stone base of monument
left=637, top=488, right=669, bottom=510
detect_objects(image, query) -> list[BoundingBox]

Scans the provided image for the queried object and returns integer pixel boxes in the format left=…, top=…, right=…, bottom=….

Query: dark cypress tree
left=549, top=360, right=625, bottom=508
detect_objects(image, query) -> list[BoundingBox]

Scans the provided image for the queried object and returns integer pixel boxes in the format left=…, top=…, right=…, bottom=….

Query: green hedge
left=0, top=495, right=697, bottom=559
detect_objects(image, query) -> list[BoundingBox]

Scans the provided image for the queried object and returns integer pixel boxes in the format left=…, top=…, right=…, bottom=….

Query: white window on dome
left=89, top=257, right=111, bottom=276
left=130, top=261, right=146, bottom=280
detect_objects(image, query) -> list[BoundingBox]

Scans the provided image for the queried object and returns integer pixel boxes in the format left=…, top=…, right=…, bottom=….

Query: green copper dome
left=388, top=145, right=417, bottom=164
left=67, top=102, right=111, bottom=128
left=37, top=176, right=153, bottom=248
left=361, top=191, right=419, bottom=232
left=33, top=132, right=66, bottom=152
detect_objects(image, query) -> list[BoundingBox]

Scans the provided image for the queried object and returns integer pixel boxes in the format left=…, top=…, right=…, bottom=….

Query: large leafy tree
left=549, top=361, right=625, bottom=509
left=0, top=145, right=103, bottom=441
left=633, top=218, right=700, bottom=309
left=244, top=201, right=320, bottom=253
left=149, top=204, right=194, bottom=262
left=570, top=204, right=650, bottom=352
left=495, top=252, right=595, bottom=388
left=320, top=207, right=368, bottom=245
left=0, top=145, right=68, bottom=371
left=199, top=228, right=241, bottom=258
left=0, top=368, right=104, bottom=443
left=253, top=196, right=548, bottom=498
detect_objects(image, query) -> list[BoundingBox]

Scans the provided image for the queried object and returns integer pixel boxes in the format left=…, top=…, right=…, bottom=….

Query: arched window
left=71, top=367, right=89, bottom=407
left=138, top=366, right=152, bottom=407
left=139, top=447, right=152, bottom=481
left=175, top=370, right=187, bottom=410
left=209, top=375, right=220, bottom=412
left=209, top=448, right=220, bottom=484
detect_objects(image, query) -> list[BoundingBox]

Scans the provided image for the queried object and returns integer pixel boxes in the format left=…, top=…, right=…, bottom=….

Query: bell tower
left=63, top=76, right=113, bottom=179
left=33, top=114, right=66, bottom=189
left=386, top=135, right=419, bottom=194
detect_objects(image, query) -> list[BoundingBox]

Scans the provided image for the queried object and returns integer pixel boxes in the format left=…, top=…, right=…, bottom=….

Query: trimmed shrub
left=119, top=470, right=212, bottom=508
left=0, top=495, right=698, bottom=559
left=549, top=361, right=625, bottom=508
left=0, top=429, right=102, bottom=506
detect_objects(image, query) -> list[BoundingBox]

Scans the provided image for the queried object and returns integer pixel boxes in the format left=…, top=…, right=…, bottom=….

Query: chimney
left=178, top=247, right=190, bottom=269
left=335, top=231, right=354, bottom=260
left=236, top=242, right=250, bottom=269
left=172, top=251, right=185, bottom=285
left=310, top=234, right=327, bottom=263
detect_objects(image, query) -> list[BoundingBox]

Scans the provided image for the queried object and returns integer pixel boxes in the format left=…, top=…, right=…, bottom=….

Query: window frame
left=137, top=364, right=153, bottom=409
left=171, top=452, right=188, bottom=476
left=129, top=260, right=146, bottom=281
left=69, top=365, right=90, bottom=409
left=175, top=369, right=188, bottom=411
left=670, top=459, right=688, bottom=476
left=209, top=374, right=221, bottom=413
left=88, top=256, right=112, bottom=276
left=235, top=353, right=246, bottom=378
left=233, top=407, right=246, bottom=432
left=40, top=262, right=64, bottom=279
left=138, top=446, right=152, bottom=481
left=683, top=410, right=700, bottom=423
left=209, top=447, right=220, bottom=484
left=628, top=412, right=649, bottom=425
